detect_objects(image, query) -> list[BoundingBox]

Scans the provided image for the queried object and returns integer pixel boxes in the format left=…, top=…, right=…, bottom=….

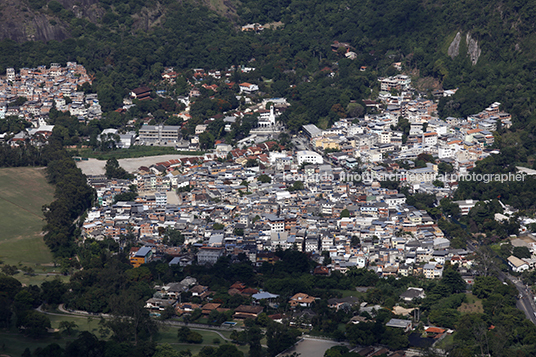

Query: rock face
left=0, top=0, right=101, bottom=42
left=447, top=31, right=481, bottom=65
left=448, top=32, right=462, bottom=59
left=0, top=7, right=69, bottom=42
left=466, top=32, right=481, bottom=65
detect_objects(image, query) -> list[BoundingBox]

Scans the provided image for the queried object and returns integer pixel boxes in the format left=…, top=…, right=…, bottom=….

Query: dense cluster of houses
left=301, top=98, right=511, bottom=197
left=81, top=140, right=480, bottom=281
left=0, top=63, right=101, bottom=124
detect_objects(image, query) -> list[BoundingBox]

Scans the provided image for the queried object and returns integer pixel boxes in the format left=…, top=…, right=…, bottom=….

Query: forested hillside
left=3, top=0, right=536, bottom=118
left=4, top=0, right=536, bottom=206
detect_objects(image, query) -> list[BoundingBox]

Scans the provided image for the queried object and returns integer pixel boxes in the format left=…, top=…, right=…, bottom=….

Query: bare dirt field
left=281, top=338, right=349, bottom=357
left=76, top=154, right=200, bottom=175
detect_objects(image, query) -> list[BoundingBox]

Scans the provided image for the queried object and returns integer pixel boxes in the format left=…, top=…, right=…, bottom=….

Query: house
left=233, top=305, right=264, bottom=319
left=399, top=287, right=426, bottom=302
left=130, top=246, right=153, bottom=268
left=201, top=303, right=221, bottom=315
left=197, top=247, right=224, bottom=265
left=145, top=298, right=174, bottom=311
left=327, top=296, right=360, bottom=311
left=423, top=263, right=444, bottom=279
left=508, top=255, right=530, bottom=273
left=131, top=86, right=152, bottom=100
left=239, top=82, right=259, bottom=94
left=386, top=318, right=413, bottom=332
left=252, top=292, right=280, bottom=308
left=313, top=266, right=331, bottom=276
left=175, top=303, right=201, bottom=316
left=289, top=293, right=316, bottom=308
left=190, top=285, right=209, bottom=297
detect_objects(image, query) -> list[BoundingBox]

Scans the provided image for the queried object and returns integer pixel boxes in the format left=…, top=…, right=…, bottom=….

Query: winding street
left=37, top=304, right=240, bottom=342
left=466, top=240, right=536, bottom=325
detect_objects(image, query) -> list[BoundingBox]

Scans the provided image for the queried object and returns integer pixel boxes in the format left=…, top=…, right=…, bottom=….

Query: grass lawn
left=0, top=314, right=250, bottom=356
left=11, top=271, right=69, bottom=287
left=0, top=167, right=55, bottom=267
left=435, top=332, right=454, bottom=349
left=0, top=332, right=79, bottom=356
left=156, top=324, right=249, bottom=354
left=334, top=289, right=365, bottom=298
left=458, top=293, right=484, bottom=314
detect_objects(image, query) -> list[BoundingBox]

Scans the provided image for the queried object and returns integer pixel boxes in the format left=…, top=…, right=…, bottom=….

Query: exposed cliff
left=0, top=0, right=239, bottom=43
left=447, top=31, right=481, bottom=65
left=0, top=0, right=107, bottom=42
left=466, top=32, right=481, bottom=65
left=447, top=32, right=462, bottom=59
left=0, top=0, right=71, bottom=42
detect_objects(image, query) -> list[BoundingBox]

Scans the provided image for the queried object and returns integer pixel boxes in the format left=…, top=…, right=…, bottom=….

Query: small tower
left=268, top=105, right=276, bottom=126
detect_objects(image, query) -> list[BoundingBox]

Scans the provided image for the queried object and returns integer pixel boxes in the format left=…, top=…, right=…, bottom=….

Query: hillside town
left=80, top=69, right=522, bottom=285
left=3, top=62, right=536, bottom=356
left=0, top=63, right=100, bottom=124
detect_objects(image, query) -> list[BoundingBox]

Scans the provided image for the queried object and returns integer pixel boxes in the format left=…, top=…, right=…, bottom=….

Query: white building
left=453, top=199, right=477, bottom=215
left=155, top=192, right=167, bottom=206
left=507, top=255, right=530, bottom=273
left=239, top=82, right=259, bottom=94
left=422, top=132, right=438, bottom=146
left=258, top=106, right=277, bottom=127
left=296, top=150, right=324, bottom=166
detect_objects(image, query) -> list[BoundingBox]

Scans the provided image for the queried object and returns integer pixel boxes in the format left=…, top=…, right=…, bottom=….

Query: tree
left=178, top=326, right=203, bottom=343
left=19, top=311, right=51, bottom=338
left=64, top=331, right=105, bottom=356
left=340, top=209, right=350, bottom=218
left=433, top=180, right=444, bottom=188
left=160, top=305, right=176, bottom=320
left=213, top=223, right=225, bottom=230
left=105, top=158, right=132, bottom=179
left=245, top=159, right=259, bottom=167
left=199, top=131, right=215, bottom=150
left=288, top=181, right=304, bottom=191
left=1, top=264, right=18, bottom=275
left=472, top=276, right=502, bottom=299
left=473, top=246, right=499, bottom=277
left=440, top=268, right=467, bottom=294
left=214, top=344, right=244, bottom=357
left=258, top=174, right=272, bottom=183
left=381, top=327, right=409, bottom=350
left=513, top=246, right=531, bottom=259
left=325, top=345, right=350, bottom=357
left=59, top=320, right=78, bottom=335
left=186, top=331, right=203, bottom=343
left=178, top=327, right=191, bottom=342
left=41, top=278, right=67, bottom=305
left=105, top=293, right=158, bottom=345
left=13, top=96, right=28, bottom=106
left=154, top=344, right=180, bottom=357
left=245, top=325, right=263, bottom=357
left=266, top=322, right=300, bottom=356
left=162, top=228, right=185, bottom=246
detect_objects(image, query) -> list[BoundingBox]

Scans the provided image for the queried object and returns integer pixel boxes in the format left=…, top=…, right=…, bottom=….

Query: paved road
left=39, top=304, right=243, bottom=340
left=466, top=241, right=536, bottom=325
left=502, top=272, right=536, bottom=324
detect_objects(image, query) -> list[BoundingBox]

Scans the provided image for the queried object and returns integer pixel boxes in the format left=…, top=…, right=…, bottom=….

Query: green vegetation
left=0, top=168, right=54, bottom=266
left=105, top=157, right=133, bottom=180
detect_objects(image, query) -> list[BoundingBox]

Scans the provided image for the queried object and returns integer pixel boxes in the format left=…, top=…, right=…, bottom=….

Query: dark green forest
left=5, top=0, right=536, bottom=128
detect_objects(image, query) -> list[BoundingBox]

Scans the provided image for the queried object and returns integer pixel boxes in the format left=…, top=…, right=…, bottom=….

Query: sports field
left=0, top=167, right=55, bottom=266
